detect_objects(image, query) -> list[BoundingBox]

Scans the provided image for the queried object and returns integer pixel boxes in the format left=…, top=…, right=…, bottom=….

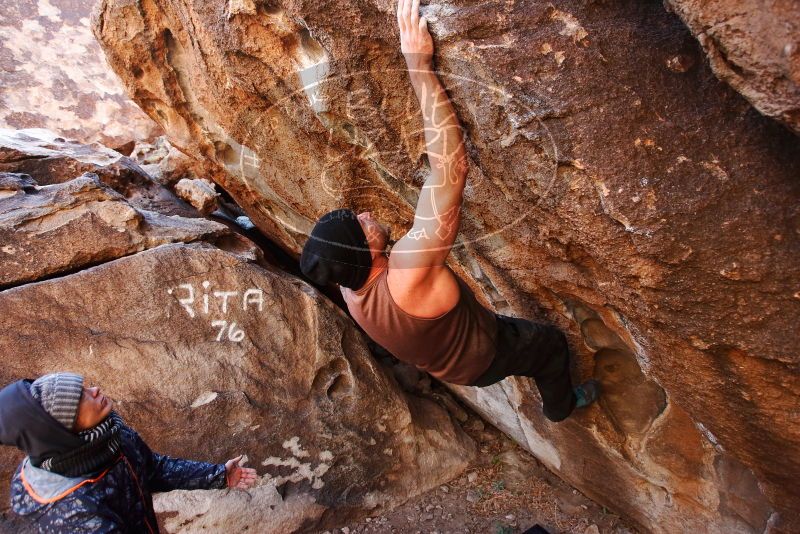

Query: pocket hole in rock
left=326, top=373, right=352, bottom=400
left=215, top=141, right=239, bottom=166
left=311, top=358, right=353, bottom=401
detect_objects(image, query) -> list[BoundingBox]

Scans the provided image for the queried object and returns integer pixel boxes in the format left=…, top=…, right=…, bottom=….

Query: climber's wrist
left=408, top=64, right=435, bottom=86
left=404, top=55, right=433, bottom=75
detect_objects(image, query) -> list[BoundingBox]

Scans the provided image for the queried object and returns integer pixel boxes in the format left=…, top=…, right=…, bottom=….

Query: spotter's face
left=73, top=386, right=113, bottom=432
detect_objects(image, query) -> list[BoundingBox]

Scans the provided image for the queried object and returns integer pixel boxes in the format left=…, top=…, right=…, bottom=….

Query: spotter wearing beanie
left=29, top=372, right=84, bottom=431
left=300, top=209, right=373, bottom=290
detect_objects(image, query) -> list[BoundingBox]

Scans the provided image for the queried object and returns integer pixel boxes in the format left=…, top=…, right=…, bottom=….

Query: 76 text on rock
left=167, top=281, right=264, bottom=342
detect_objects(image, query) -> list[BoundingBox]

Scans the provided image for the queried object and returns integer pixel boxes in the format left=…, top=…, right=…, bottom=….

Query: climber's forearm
left=409, top=69, right=468, bottom=213
left=389, top=69, right=467, bottom=267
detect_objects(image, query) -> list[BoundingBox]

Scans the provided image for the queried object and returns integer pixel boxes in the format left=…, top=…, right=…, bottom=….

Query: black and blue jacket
left=10, top=424, right=226, bottom=533
left=1, top=380, right=226, bottom=533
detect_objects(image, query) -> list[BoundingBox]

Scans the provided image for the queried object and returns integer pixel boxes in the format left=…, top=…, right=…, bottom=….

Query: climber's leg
left=470, top=315, right=580, bottom=422
left=516, top=318, right=577, bottom=422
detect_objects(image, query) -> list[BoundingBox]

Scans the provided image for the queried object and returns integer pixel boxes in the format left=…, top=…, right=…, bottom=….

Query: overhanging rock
left=93, top=0, right=800, bottom=531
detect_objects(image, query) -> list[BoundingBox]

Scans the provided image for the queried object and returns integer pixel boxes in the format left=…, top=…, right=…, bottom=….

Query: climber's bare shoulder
left=386, top=243, right=460, bottom=318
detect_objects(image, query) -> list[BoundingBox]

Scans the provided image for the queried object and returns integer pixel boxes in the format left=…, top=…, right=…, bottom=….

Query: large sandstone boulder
left=93, top=0, right=800, bottom=532
left=665, top=0, right=800, bottom=134
left=0, top=135, right=476, bottom=532
left=0, top=243, right=474, bottom=532
left=0, top=0, right=160, bottom=147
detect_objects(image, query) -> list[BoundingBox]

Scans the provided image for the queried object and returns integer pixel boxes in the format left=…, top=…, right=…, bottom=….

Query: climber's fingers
left=410, top=0, right=420, bottom=27
left=419, top=15, right=428, bottom=35
left=397, top=0, right=406, bottom=32
left=235, top=468, right=257, bottom=489
left=402, top=0, right=412, bottom=25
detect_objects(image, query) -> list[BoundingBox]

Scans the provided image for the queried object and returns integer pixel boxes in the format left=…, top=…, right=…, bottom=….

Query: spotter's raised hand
left=224, top=455, right=257, bottom=490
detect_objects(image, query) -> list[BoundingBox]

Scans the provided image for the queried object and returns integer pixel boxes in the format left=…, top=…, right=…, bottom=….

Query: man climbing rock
left=300, top=0, right=599, bottom=422
left=0, top=372, right=257, bottom=532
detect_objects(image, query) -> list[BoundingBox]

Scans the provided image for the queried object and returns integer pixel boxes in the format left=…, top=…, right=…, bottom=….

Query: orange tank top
left=341, top=259, right=497, bottom=385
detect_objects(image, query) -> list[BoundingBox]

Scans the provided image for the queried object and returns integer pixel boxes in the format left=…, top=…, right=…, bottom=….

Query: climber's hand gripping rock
left=397, top=0, right=433, bottom=72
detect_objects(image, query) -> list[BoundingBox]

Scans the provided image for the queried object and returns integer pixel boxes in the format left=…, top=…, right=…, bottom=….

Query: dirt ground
left=332, top=387, right=637, bottom=534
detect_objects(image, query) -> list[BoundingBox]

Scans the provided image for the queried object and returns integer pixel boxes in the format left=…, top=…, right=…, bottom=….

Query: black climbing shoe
left=574, top=379, right=600, bottom=409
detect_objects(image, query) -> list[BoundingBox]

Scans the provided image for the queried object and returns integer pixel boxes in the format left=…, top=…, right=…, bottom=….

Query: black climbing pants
left=470, top=315, right=576, bottom=422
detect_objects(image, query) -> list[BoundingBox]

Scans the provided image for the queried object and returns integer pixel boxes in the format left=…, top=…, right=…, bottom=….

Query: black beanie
left=300, top=209, right=372, bottom=290
left=29, top=372, right=84, bottom=430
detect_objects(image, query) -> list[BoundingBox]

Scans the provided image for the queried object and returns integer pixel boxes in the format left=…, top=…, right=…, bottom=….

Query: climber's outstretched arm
left=391, top=0, right=468, bottom=274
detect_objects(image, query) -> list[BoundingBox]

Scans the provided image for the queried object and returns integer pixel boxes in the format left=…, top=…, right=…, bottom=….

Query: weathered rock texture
left=0, top=172, right=228, bottom=287
left=131, top=136, right=209, bottom=187
left=0, top=135, right=476, bottom=532
left=665, top=0, right=800, bottom=134
left=0, top=0, right=160, bottom=147
left=94, top=0, right=800, bottom=532
left=0, top=129, right=197, bottom=217
left=175, top=177, right=220, bottom=214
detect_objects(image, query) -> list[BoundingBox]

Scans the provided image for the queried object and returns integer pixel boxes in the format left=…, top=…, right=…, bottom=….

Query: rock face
left=0, top=0, right=160, bottom=147
left=665, top=0, right=800, bottom=134
left=93, top=1, right=800, bottom=532
left=0, top=243, right=474, bottom=532
left=175, top=177, right=220, bottom=215
left=0, top=129, right=197, bottom=217
left=0, top=135, right=475, bottom=532
left=0, top=172, right=228, bottom=287
left=131, top=136, right=210, bottom=188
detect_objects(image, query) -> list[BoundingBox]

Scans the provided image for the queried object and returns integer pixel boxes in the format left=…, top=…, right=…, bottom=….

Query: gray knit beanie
left=29, top=373, right=84, bottom=430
